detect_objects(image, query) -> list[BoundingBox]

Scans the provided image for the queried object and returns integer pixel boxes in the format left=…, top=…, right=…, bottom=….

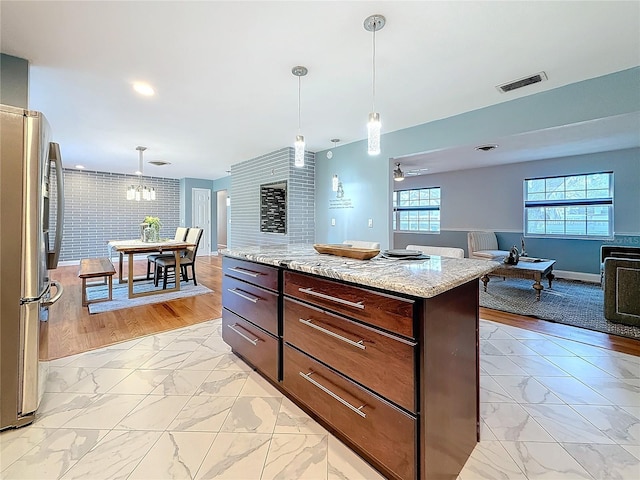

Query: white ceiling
left=2, top=1, right=639, bottom=180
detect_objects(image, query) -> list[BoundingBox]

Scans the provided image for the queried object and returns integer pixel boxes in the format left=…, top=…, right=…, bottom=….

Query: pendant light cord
left=138, top=148, right=143, bottom=188
left=372, top=20, right=376, bottom=112
left=297, top=75, right=302, bottom=134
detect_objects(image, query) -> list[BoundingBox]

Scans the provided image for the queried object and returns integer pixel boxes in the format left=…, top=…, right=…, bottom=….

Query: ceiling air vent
left=496, top=71, right=548, bottom=93
left=148, top=160, right=171, bottom=166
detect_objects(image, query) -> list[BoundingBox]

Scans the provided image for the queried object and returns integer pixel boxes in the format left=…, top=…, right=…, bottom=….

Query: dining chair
left=154, top=227, right=203, bottom=289
left=146, top=227, right=189, bottom=279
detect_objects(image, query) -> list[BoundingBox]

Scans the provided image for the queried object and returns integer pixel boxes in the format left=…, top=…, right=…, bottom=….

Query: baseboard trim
left=553, top=270, right=600, bottom=284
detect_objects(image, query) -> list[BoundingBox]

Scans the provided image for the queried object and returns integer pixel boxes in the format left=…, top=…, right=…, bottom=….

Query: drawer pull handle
left=299, top=318, right=366, bottom=350
left=228, top=288, right=259, bottom=303
left=299, top=371, right=366, bottom=418
left=227, top=324, right=259, bottom=346
left=228, top=267, right=261, bottom=278
left=298, top=288, right=365, bottom=310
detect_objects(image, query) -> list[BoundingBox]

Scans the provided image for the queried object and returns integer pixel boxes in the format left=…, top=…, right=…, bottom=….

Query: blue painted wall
left=314, top=67, right=640, bottom=276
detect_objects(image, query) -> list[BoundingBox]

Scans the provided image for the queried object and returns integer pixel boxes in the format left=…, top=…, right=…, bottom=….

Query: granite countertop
left=221, top=244, right=499, bottom=298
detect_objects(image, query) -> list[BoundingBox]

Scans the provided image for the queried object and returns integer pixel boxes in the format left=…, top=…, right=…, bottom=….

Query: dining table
left=107, top=239, right=194, bottom=299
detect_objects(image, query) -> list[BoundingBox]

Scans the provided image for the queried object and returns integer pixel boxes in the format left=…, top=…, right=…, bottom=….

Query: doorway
left=191, top=188, right=211, bottom=256
left=216, top=190, right=228, bottom=251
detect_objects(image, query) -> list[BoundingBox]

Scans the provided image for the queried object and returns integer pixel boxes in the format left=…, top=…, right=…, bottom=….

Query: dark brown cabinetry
left=221, top=258, right=280, bottom=382
left=221, top=255, right=479, bottom=480
left=284, top=270, right=415, bottom=337
left=284, top=294, right=417, bottom=412
left=283, top=344, right=416, bottom=480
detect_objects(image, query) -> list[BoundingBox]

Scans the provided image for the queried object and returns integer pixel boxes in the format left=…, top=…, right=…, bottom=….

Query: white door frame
left=191, top=188, right=211, bottom=256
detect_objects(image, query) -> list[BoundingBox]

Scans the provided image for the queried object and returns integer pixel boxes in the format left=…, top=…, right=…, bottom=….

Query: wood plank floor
left=42, top=255, right=640, bottom=360
left=41, top=255, right=222, bottom=360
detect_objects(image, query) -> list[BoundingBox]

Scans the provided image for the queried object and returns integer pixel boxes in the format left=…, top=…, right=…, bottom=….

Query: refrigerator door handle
left=47, top=143, right=65, bottom=269
left=20, top=282, right=51, bottom=305
left=42, top=281, right=63, bottom=307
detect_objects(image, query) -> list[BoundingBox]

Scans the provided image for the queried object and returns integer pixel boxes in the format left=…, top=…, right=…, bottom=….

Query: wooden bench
left=78, top=258, right=116, bottom=307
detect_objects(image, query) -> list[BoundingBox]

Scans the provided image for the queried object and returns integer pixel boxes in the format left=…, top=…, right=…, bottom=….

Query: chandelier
left=126, top=146, right=156, bottom=201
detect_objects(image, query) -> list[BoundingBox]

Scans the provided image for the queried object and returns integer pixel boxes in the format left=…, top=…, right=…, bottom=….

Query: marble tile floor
left=1, top=318, right=638, bottom=480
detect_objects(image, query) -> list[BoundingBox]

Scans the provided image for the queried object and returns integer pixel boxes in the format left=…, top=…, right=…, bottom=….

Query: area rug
left=86, top=281, right=213, bottom=314
left=479, top=277, right=640, bottom=340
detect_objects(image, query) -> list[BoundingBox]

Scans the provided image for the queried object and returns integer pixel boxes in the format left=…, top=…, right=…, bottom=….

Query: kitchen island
left=221, top=244, right=498, bottom=480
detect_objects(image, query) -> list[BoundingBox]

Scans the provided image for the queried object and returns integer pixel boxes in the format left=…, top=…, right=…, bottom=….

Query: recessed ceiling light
left=133, top=82, right=155, bottom=96
left=74, top=164, right=85, bottom=169
left=475, top=144, right=498, bottom=152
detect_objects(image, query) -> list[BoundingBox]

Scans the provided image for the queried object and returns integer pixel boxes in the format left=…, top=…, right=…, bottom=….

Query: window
left=524, top=172, right=613, bottom=239
left=393, top=187, right=441, bottom=233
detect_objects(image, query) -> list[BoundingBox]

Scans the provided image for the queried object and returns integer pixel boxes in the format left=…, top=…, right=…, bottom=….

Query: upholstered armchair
left=600, top=245, right=640, bottom=284
left=601, top=245, right=640, bottom=326
left=467, top=231, right=509, bottom=260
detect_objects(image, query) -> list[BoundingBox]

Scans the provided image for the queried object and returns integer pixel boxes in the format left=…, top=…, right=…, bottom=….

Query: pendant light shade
left=364, top=14, right=385, bottom=156
left=367, top=112, right=381, bottom=155
left=294, top=134, right=305, bottom=168
left=292, top=66, right=308, bottom=168
left=127, top=146, right=156, bottom=201
left=332, top=174, right=339, bottom=192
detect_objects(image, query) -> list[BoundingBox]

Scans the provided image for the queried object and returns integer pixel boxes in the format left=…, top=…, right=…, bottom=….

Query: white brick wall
left=53, top=168, right=180, bottom=261
left=229, top=148, right=315, bottom=247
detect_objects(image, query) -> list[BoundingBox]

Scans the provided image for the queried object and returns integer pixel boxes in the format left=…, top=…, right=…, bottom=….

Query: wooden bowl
left=313, top=244, right=380, bottom=260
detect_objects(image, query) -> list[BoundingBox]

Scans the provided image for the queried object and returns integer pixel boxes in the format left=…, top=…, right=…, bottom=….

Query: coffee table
left=481, top=259, right=556, bottom=301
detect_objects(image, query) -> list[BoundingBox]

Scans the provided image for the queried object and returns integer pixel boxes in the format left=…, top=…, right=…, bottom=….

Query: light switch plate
left=368, top=218, right=373, bottom=228
left=331, top=218, right=336, bottom=226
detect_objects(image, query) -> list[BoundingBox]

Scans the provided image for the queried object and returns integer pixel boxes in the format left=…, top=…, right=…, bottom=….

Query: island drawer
left=283, top=345, right=416, bottom=480
left=223, top=275, right=279, bottom=336
left=284, top=271, right=415, bottom=338
left=223, top=257, right=279, bottom=292
left=284, top=298, right=417, bottom=412
left=222, top=308, right=278, bottom=382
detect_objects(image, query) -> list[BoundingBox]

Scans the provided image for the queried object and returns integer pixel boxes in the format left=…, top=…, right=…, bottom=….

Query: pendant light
left=364, top=14, right=385, bottom=156
left=332, top=175, right=339, bottom=192
left=393, top=162, right=404, bottom=182
left=330, top=138, right=340, bottom=191
left=292, top=66, right=308, bottom=167
left=126, top=146, right=156, bottom=201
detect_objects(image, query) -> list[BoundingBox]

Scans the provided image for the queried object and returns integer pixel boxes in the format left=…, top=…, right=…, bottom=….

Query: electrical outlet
left=331, top=218, right=336, bottom=226
left=368, top=218, right=373, bottom=228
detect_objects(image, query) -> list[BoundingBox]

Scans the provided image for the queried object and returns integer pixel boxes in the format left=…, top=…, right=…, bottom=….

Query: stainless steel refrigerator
left=1, top=104, right=65, bottom=430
